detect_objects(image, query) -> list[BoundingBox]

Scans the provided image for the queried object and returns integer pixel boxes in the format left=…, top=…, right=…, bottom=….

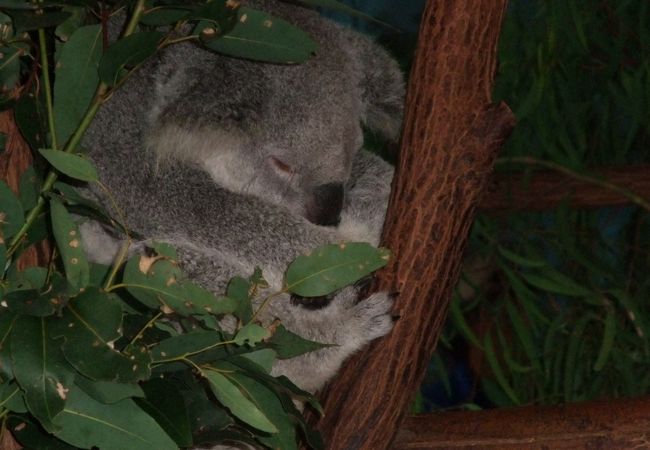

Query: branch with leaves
left=0, top=1, right=388, bottom=449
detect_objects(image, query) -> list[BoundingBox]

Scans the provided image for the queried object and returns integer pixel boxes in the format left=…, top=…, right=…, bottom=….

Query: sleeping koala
left=81, top=0, right=404, bottom=394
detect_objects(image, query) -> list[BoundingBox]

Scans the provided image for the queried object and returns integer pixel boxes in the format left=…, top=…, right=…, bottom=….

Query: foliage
left=424, top=0, right=650, bottom=411
left=0, top=0, right=389, bottom=448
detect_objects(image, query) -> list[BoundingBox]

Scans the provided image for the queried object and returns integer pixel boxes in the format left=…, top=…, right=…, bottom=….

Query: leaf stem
left=127, top=311, right=162, bottom=347
left=37, top=28, right=57, bottom=151
left=7, top=1, right=149, bottom=257
left=103, top=238, right=131, bottom=290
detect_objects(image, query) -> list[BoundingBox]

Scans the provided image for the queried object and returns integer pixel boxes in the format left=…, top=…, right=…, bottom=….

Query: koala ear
left=352, top=34, right=406, bottom=141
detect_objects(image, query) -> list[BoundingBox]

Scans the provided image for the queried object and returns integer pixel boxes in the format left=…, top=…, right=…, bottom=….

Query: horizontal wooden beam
left=482, top=165, right=650, bottom=211
left=394, top=396, right=650, bottom=449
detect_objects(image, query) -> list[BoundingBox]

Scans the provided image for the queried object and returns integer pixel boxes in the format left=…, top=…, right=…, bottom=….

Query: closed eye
left=269, top=156, right=294, bottom=175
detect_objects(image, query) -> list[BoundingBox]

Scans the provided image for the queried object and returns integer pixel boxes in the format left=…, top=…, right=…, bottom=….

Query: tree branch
left=312, top=1, right=515, bottom=449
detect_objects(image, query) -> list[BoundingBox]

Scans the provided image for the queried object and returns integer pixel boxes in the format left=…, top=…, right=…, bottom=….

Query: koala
left=81, top=0, right=404, bottom=395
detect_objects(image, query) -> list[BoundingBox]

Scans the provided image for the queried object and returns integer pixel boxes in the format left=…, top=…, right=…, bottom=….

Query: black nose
left=308, top=183, right=344, bottom=226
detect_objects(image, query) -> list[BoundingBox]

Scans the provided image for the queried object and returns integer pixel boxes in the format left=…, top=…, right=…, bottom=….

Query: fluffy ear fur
left=350, top=33, right=405, bottom=141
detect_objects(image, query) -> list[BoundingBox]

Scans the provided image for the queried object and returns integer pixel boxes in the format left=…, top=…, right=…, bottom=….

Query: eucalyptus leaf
left=0, top=381, right=26, bottom=412
left=53, top=24, right=102, bottom=145
left=0, top=45, right=22, bottom=93
left=52, top=288, right=151, bottom=382
left=152, top=330, right=225, bottom=363
left=0, top=179, right=24, bottom=241
left=227, top=371, right=298, bottom=450
left=18, top=165, right=40, bottom=211
left=204, top=369, right=277, bottom=434
left=75, top=376, right=145, bottom=404
left=8, top=415, right=77, bottom=450
left=49, top=198, right=89, bottom=291
left=268, top=324, right=330, bottom=359
left=137, top=377, right=193, bottom=447
left=99, top=31, right=164, bottom=86
left=123, top=253, right=233, bottom=316
left=285, top=242, right=389, bottom=297
left=140, top=7, right=190, bottom=26
left=4, top=288, right=57, bottom=317
left=0, top=310, right=15, bottom=380
left=6, top=9, right=71, bottom=33
left=40, top=149, right=98, bottom=182
left=54, top=387, right=178, bottom=450
left=228, top=275, right=253, bottom=322
left=241, top=349, right=276, bottom=373
left=200, top=7, right=317, bottom=64
left=234, top=323, right=270, bottom=347
left=11, top=315, right=75, bottom=432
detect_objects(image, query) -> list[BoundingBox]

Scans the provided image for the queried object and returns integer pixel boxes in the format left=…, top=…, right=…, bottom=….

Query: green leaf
left=0, top=242, right=5, bottom=279
left=204, top=369, right=277, bottom=433
left=241, top=349, right=276, bottom=373
left=0, top=310, right=16, bottom=380
left=228, top=276, right=253, bottom=322
left=75, top=376, right=145, bottom=404
left=0, top=45, right=22, bottom=93
left=448, top=297, right=483, bottom=350
left=505, top=302, right=541, bottom=371
left=4, top=288, right=58, bottom=317
left=0, top=179, right=24, bottom=241
left=267, top=324, right=330, bottom=359
left=137, top=378, right=192, bottom=447
left=201, top=7, right=318, bottom=64
left=593, top=311, right=616, bottom=372
left=8, top=415, right=77, bottom=450
left=152, top=330, right=224, bottom=363
left=53, top=181, right=117, bottom=227
left=498, top=246, right=547, bottom=268
left=98, top=31, right=164, bottom=86
left=53, top=24, right=102, bottom=145
left=0, top=381, right=26, bottom=412
left=11, top=315, right=75, bottom=432
left=14, top=89, right=48, bottom=151
left=49, top=198, right=89, bottom=291
left=285, top=242, right=389, bottom=297
left=483, top=332, right=520, bottom=405
left=123, top=253, right=233, bottom=316
left=521, top=269, right=592, bottom=297
left=54, top=387, right=178, bottom=450
left=54, top=5, right=86, bottom=43
left=6, top=10, right=71, bottom=33
left=140, top=7, right=191, bottom=26
left=564, top=314, right=592, bottom=402
left=52, top=288, right=151, bottom=382
left=227, top=372, right=298, bottom=450
left=40, top=149, right=98, bottom=182
left=18, top=165, right=40, bottom=211
left=234, top=323, right=270, bottom=346
left=189, top=1, right=238, bottom=35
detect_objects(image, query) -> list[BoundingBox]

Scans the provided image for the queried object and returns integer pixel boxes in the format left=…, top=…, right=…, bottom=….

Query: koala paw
left=347, top=291, right=395, bottom=343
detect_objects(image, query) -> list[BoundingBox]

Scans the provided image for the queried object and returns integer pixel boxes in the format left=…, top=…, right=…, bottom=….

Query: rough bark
left=482, top=165, right=650, bottom=212
left=313, top=1, right=515, bottom=449
left=394, top=396, right=650, bottom=449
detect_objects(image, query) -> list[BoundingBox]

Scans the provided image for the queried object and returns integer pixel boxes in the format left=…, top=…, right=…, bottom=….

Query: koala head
left=147, top=1, right=404, bottom=226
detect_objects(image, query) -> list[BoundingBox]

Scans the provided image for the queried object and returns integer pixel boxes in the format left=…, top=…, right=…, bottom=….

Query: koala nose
left=309, top=182, right=344, bottom=226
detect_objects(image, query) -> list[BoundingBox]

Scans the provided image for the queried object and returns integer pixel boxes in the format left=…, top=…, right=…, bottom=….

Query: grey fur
left=81, top=0, right=404, bottom=398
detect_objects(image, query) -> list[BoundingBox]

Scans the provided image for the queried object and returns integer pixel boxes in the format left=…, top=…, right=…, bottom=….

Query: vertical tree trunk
left=313, top=1, right=515, bottom=449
